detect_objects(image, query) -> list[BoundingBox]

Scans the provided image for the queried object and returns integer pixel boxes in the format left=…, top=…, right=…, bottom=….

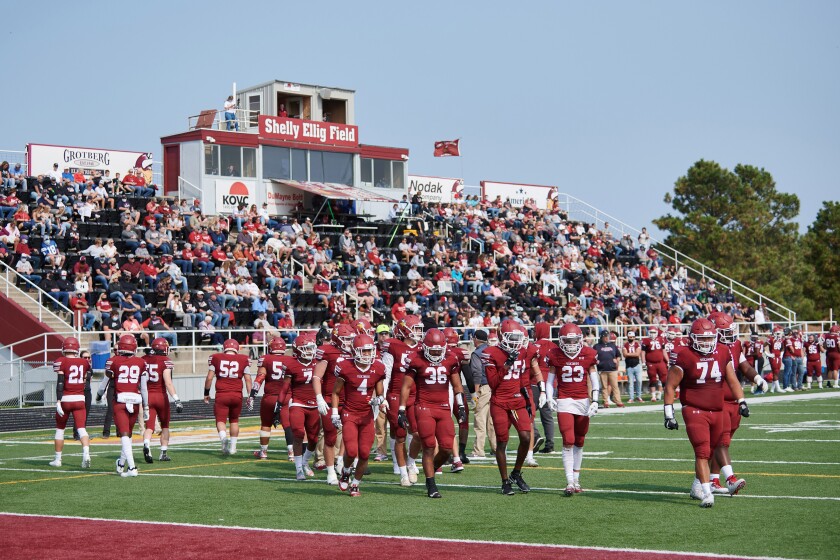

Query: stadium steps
left=0, top=272, right=74, bottom=336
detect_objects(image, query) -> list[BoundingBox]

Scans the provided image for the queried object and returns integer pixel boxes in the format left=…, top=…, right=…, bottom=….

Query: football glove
left=331, top=412, right=342, bottom=430
left=754, top=376, right=768, bottom=392
left=537, top=391, right=547, bottom=409
left=246, top=396, right=254, bottom=412
left=525, top=402, right=533, bottom=418
left=369, top=395, right=385, bottom=408
left=95, top=392, right=104, bottom=404
left=316, top=394, right=330, bottom=416
left=664, top=417, right=679, bottom=430
left=272, top=401, right=282, bottom=428
left=587, top=401, right=599, bottom=417
left=548, top=398, right=558, bottom=412
left=397, top=408, right=409, bottom=430
left=175, top=399, right=183, bottom=413
left=456, top=405, right=467, bottom=424
left=738, top=400, right=750, bottom=418
left=56, top=401, right=64, bottom=417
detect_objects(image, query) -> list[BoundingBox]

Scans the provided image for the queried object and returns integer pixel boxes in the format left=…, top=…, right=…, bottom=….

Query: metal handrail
left=554, top=193, right=797, bottom=323
left=467, top=237, right=483, bottom=254
left=0, top=260, right=77, bottom=334
left=187, top=108, right=260, bottom=132
left=178, top=176, right=203, bottom=208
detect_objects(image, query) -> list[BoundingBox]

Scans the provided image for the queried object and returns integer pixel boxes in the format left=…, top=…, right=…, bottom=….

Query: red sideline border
left=0, top=513, right=785, bottom=560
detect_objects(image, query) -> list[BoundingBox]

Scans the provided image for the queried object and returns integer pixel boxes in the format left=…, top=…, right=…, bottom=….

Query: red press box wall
left=0, top=295, right=64, bottom=362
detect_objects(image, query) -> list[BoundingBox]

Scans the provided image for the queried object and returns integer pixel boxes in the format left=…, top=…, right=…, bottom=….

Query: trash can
left=90, top=340, right=111, bottom=373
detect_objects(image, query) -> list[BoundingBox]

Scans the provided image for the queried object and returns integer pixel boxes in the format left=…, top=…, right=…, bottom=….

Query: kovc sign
left=215, top=179, right=254, bottom=213
left=259, top=115, right=358, bottom=148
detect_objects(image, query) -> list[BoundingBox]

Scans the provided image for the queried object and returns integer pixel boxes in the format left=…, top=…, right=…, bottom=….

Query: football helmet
left=353, top=334, right=376, bottom=367
left=223, top=339, right=240, bottom=353
left=442, top=327, right=460, bottom=348
left=293, top=332, right=317, bottom=363
left=151, top=337, right=170, bottom=356
left=499, top=319, right=525, bottom=354
left=395, top=315, right=424, bottom=343
left=268, top=337, right=286, bottom=355
left=708, top=312, right=737, bottom=344
left=830, top=325, right=840, bottom=335
left=773, top=326, right=783, bottom=340
left=332, top=323, right=356, bottom=353
left=117, top=334, right=137, bottom=355
left=750, top=332, right=758, bottom=341
left=666, top=326, right=679, bottom=341
left=689, top=318, right=718, bottom=355
left=648, top=327, right=659, bottom=339
left=487, top=330, right=499, bottom=347
left=559, top=323, right=583, bottom=357
left=62, top=337, right=80, bottom=356
left=422, top=328, right=447, bottom=364
left=783, top=327, right=791, bottom=337
left=354, top=317, right=375, bottom=338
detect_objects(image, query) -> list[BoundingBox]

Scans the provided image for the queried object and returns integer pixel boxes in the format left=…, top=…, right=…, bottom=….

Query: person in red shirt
left=767, top=327, right=785, bottom=393
left=204, top=339, right=253, bottom=455
left=642, top=326, right=667, bottom=401
left=824, top=325, right=840, bottom=388
left=804, top=333, right=824, bottom=389
left=545, top=323, right=600, bottom=495
left=400, top=329, right=466, bottom=498
left=332, top=335, right=386, bottom=497
left=663, top=318, right=747, bottom=508
left=249, top=338, right=292, bottom=462
left=49, top=338, right=93, bottom=469
left=391, top=296, right=407, bottom=322
left=141, top=338, right=181, bottom=463
left=104, top=334, right=149, bottom=477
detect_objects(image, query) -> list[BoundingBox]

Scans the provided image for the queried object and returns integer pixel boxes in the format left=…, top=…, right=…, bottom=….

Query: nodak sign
left=407, top=175, right=463, bottom=204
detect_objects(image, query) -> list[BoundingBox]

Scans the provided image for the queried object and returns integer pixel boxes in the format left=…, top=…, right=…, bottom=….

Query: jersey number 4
left=695, top=361, right=722, bottom=384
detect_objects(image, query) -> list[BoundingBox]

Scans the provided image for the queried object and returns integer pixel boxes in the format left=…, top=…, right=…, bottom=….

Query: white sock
left=701, top=482, right=711, bottom=495
left=562, top=446, right=575, bottom=484
left=352, top=457, right=359, bottom=468
left=160, top=446, right=167, bottom=452
left=352, top=477, right=361, bottom=486
left=287, top=444, right=294, bottom=453
left=525, top=451, right=533, bottom=461
left=294, top=455, right=303, bottom=469
left=399, top=465, right=408, bottom=477
left=143, top=438, right=150, bottom=448
left=229, top=437, right=237, bottom=451
left=260, top=444, right=268, bottom=452
left=82, top=446, right=90, bottom=458
left=572, top=445, right=583, bottom=471
left=303, top=449, right=313, bottom=463
left=710, top=473, right=720, bottom=483
left=336, top=456, right=344, bottom=471
left=121, top=436, right=135, bottom=469
left=218, top=430, right=227, bottom=442
left=326, top=465, right=336, bottom=476
left=573, top=470, right=580, bottom=483
left=55, top=451, right=62, bottom=460
left=721, top=464, right=734, bottom=480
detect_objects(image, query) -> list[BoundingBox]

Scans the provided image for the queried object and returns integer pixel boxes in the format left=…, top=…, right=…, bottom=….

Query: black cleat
left=533, top=434, right=545, bottom=453
left=461, top=455, right=470, bottom=465
left=510, top=471, right=531, bottom=493
left=426, top=479, right=442, bottom=498
left=159, top=451, right=171, bottom=462
left=102, top=430, right=110, bottom=439
left=501, top=480, right=515, bottom=496
left=143, top=446, right=154, bottom=464
left=539, top=446, right=554, bottom=454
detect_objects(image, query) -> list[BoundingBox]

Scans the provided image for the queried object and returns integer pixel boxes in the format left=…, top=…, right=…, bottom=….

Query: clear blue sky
left=3, top=1, right=837, bottom=235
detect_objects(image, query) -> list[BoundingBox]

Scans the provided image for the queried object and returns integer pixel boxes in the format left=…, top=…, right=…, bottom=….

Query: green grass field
left=1, top=395, right=839, bottom=559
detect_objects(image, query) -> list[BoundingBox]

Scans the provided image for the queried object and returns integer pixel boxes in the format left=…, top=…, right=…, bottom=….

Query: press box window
left=207, top=145, right=256, bottom=177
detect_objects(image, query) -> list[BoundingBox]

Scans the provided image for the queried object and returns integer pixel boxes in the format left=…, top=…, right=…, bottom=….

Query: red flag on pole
left=434, top=139, right=460, bottom=157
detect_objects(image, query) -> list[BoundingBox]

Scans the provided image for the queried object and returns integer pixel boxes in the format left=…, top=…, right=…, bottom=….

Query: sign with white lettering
left=259, top=115, right=359, bottom=148
left=407, top=175, right=464, bottom=204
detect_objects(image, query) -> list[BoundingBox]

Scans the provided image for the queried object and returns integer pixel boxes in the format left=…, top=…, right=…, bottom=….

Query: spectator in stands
left=15, top=254, right=40, bottom=290
left=40, top=271, right=70, bottom=309
left=141, top=309, right=177, bottom=348
left=207, top=294, right=230, bottom=328
left=122, top=312, right=150, bottom=347
left=200, top=314, right=225, bottom=347
left=224, top=95, right=239, bottom=131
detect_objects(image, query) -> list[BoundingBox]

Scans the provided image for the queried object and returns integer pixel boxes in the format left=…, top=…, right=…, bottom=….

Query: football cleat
left=533, top=435, right=545, bottom=453
left=338, top=470, right=351, bottom=491
left=393, top=466, right=401, bottom=476
left=400, top=475, right=412, bottom=487
left=314, top=460, right=327, bottom=471
left=711, top=478, right=729, bottom=495
left=287, top=449, right=295, bottom=462
left=450, top=460, right=464, bottom=473
left=349, top=484, right=361, bottom=497
left=221, top=438, right=230, bottom=455
left=49, top=459, right=62, bottom=467
left=564, top=484, right=575, bottom=497
left=326, top=470, right=339, bottom=485
left=296, top=468, right=307, bottom=481
left=115, top=459, right=125, bottom=474
left=524, top=456, right=539, bottom=468
left=159, top=451, right=171, bottom=462
left=407, top=463, right=419, bottom=484
left=427, top=481, right=442, bottom=498
left=690, top=481, right=703, bottom=500
left=573, top=482, right=583, bottom=493
left=509, top=471, right=530, bottom=493
left=121, top=467, right=139, bottom=478
left=304, top=465, right=314, bottom=477
left=501, top=480, right=515, bottom=496
left=81, top=457, right=91, bottom=469
left=461, top=455, right=470, bottom=465
left=254, top=450, right=268, bottom=460
left=143, top=446, right=154, bottom=464
left=727, top=476, right=746, bottom=495
left=434, top=467, right=443, bottom=475
left=374, top=453, right=388, bottom=462
left=700, top=492, right=714, bottom=508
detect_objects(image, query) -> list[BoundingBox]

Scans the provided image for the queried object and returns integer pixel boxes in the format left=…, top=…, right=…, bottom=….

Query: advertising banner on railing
left=266, top=181, right=306, bottom=215
left=258, top=115, right=359, bottom=148
left=480, top=180, right=558, bottom=210
left=407, top=175, right=464, bottom=205
left=215, top=179, right=255, bottom=214
left=27, top=143, right=154, bottom=183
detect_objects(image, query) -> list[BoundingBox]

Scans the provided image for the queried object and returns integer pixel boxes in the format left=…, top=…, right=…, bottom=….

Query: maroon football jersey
left=53, top=356, right=91, bottom=397
left=386, top=338, right=419, bottom=404
left=281, top=357, right=317, bottom=406
left=334, top=357, right=385, bottom=415
left=447, top=346, right=466, bottom=364
left=546, top=346, right=597, bottom=400
left=257, top=354, right=289, bottom=396
left=106, top=355, right=148, bottom=395
left=722, top=340, right=747, bottom=402
left=643, top=336, right=666, bottom=363
left=805, top=340, right=822, bottom=362
left=315, top=343, right=350, bottom=397
left=674, top=343, right=733, bottom=411
left=520, top=342, right=541, bottom=384
left=405, top=352, right=461, bottom=409
left=784, top=336, right=803, bottom=358
left=770, top=338, right=784, bottom=359
left=480, top=345, right=529, bottom=409
left=533, top=338, right=559, bottom=377
left=208, top=352, right=251, bottom=394
left=825, top=334, right=840, bottom=356
left=143, top=354, right=174, bottom=394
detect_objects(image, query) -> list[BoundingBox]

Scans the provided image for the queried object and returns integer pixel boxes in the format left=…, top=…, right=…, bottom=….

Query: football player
left=663, top=318, right=748, bottom=508
left=518, top=325, right=546, bottom=468
left=381, top=315, right=423, bottom=486
left=50, top=337, right=93, bottom=468
left=804, top=333, right=824, bottom=389
left=249, top=337, right=290, bottom=461
left=400, top=329, right=466, bottom=498
left=824, top=325, right=840, bottom=388
left=332, top=334, right=387, bottom=497
left=204, top=339, right=252, bottom=455
left=766, top=327, right=785, bottom=393
left=707, top=312, right=767, bottom=496
left=141, top=338, right=182, bottom=463
left=545, top=324, right=600, bottom=495
left=481, top=319, right=546, bottom=495
left=312, top=323, right=355, bottom=485
left=105, top=335, right=149, bottom=477
left=276, top=333, right=321, bottom=480
left=532, top=322, right=559, bottom=451
left=642, top=326, right=667, bottom=401
left=443, top=327, right=473, bottom=471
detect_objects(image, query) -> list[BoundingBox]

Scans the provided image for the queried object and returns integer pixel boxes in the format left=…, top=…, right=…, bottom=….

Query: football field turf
left=1, top=394, right=838, bottom=559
